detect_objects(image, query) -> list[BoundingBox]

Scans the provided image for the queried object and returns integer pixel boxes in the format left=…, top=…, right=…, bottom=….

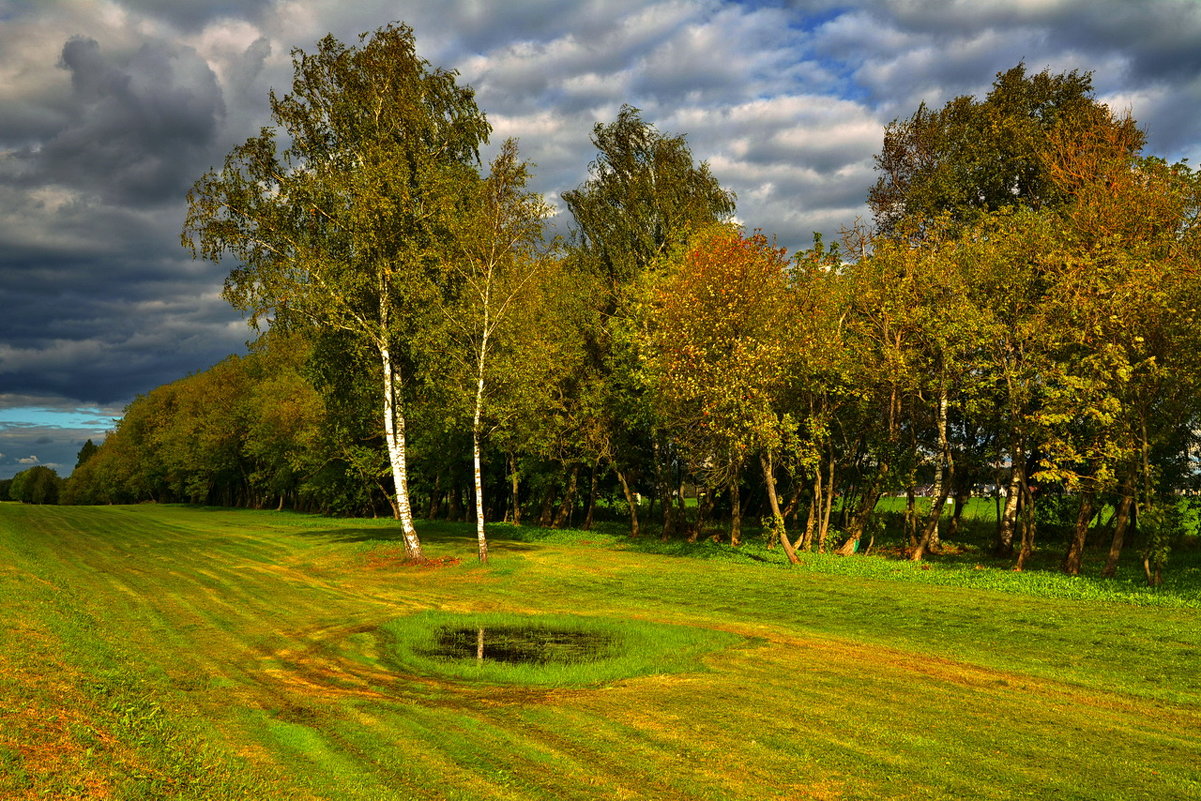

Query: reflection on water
left=425, top=626, right=614, bottom=665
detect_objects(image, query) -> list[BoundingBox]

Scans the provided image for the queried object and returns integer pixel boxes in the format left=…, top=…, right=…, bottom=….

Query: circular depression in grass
left=382, top=611, right=744, bottom=687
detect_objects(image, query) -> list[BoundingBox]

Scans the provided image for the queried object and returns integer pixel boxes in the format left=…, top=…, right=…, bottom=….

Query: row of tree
left=50, top=25, right=1201, bottom=582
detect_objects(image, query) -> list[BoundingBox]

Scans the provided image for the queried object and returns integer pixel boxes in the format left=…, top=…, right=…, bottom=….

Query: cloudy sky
left=1, top=0, right=1199, bottom=478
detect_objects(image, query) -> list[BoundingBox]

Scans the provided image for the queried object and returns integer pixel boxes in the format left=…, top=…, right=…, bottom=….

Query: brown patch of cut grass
left=0, top=642, right=124, bottom=799
left=361, top=547, right=462, bottom=571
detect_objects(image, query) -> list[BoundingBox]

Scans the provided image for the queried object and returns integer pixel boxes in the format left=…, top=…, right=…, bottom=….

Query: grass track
left=1, top=503, right=1199, bottom=799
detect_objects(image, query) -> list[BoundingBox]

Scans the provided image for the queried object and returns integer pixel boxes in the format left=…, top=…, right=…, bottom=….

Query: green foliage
left=183, top=22, right=496, bottom=558
left=62, top=53, right=1201, bottom=583
left=74, top=439, right=99, bottom=471
left=870, top=63, right=1143, bottom=237
left=564, top=104, right=735, bottom=290
left=9, top=465, right=62, bottom=505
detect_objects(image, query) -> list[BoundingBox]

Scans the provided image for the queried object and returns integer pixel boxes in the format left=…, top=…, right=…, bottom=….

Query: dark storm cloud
left=24, top=35, right=226, bottom=206
left=0, top=244, right=244, bottom=405
left=0, top=9, right=244, bottom=421
left=870, top=0, right=1201, bottom=84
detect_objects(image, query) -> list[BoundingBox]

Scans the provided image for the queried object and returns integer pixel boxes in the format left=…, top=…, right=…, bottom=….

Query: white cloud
left=17, top=455, right=40, bottom=464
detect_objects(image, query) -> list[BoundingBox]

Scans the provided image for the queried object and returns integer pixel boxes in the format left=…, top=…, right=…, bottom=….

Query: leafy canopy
left=869, top=63, right=1144, bottom=237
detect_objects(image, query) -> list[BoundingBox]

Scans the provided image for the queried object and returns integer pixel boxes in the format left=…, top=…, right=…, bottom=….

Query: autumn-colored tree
left=641, top=225, right=800, bottom=554
left=1037, top=124, right=1201, bottom=577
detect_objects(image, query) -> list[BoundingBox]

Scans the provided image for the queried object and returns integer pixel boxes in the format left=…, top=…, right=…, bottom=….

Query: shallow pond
left=424, top=625, right=614, bottom=665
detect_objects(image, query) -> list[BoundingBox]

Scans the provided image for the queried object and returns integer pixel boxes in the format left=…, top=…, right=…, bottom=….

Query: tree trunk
left=782, top=479, right=803, bottom=537
left=946, top=479, right=970, bottom=540
left=616, top=468, right=640, bottom=537
left=653, top=436, right=675, bottom=540
left=819, top=456, right=835, bottom=553
left=1101, top=479, right=1134, bottom=578
left=507, top=452, right=521, bottom=525
left=911, top=389, right=953, bottom=562
left=904, top=481, right=918, bottom=546
left=537, top=483, right=555, bottom=528
left=582, top=461, right=599, bottom=531
left=690, top=488, right=713, bottom=543
left=471, top=333, right=489, bottom=561
left=835, top=460, right=888, bottom=555
left=427, top=473, right=442, bottom=520
left=1015, top=478, right=1036, bottom=571
left=729, top=468, right=742, bottom=547
left=1143, top=555, right=1162, bottom=587
left=676, top=478, right=688, bottom=537
left=1062, top=490, right=1095, bottom=576
left=995, top=447, right=1023, bottom=557
left=800, top=465, right=821, bottom=551
left=911, top=478, right=952, bottom=561
left=761, top=452, right=800, bottom=564
left=448, top=481, right=463, bottom=522
left=553, top=463, right=580, bottom=529
left=380, top=343, right=423, bottom=562
left=382, top=486, right=400, bottom=520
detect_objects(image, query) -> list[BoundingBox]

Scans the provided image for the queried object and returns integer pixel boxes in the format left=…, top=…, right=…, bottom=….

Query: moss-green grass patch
left=382, top=611, right=745, bottom=687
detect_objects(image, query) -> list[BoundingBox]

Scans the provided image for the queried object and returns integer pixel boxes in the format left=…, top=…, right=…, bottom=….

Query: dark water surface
left=425, top=626, right=614, bottom=665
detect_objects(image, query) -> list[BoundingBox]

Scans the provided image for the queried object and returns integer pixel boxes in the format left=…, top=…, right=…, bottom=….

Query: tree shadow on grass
left=291, top=523, right=539, bottom=551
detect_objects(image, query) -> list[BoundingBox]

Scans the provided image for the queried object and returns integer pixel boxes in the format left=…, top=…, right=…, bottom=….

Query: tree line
left=32, top=24, right=1201, bottom=583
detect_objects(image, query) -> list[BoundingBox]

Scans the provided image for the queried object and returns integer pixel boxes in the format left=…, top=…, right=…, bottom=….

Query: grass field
left=1, top=502, right=1199, bottom=800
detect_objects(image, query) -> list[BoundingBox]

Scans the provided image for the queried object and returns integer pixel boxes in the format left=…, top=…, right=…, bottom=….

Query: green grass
left=382, top=611, right=743, bottom=688
left=1, top=502, right=1199, bottom=800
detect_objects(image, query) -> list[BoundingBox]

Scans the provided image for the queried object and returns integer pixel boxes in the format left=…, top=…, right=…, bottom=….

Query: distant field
left=1, top=503, right=1199, bottom=800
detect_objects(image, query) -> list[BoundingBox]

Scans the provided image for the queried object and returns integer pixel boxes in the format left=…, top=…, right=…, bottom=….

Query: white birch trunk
left=380, top=343, right=423, bottom=561
left=472, top=328, right=489, bottom=562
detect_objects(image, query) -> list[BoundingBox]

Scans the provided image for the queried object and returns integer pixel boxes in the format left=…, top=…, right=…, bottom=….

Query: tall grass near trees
left=2, top=503, right=1198, bottom=799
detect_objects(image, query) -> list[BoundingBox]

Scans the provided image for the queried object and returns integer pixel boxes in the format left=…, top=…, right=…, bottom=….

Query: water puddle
left=424, top=626, right=614, bottom=665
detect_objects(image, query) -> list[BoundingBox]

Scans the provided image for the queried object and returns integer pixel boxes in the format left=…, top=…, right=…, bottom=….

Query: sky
left=1, top=0, right=1199, bottom=479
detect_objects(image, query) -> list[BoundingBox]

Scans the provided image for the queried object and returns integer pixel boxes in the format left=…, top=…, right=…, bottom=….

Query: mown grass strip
left=2, top=502, right=1198, bottom=800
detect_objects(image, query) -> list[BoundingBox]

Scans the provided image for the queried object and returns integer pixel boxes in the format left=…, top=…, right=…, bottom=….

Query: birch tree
left=183, top=24, right=490, bottom=560
left=442, top=140, right=551, bottom=562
